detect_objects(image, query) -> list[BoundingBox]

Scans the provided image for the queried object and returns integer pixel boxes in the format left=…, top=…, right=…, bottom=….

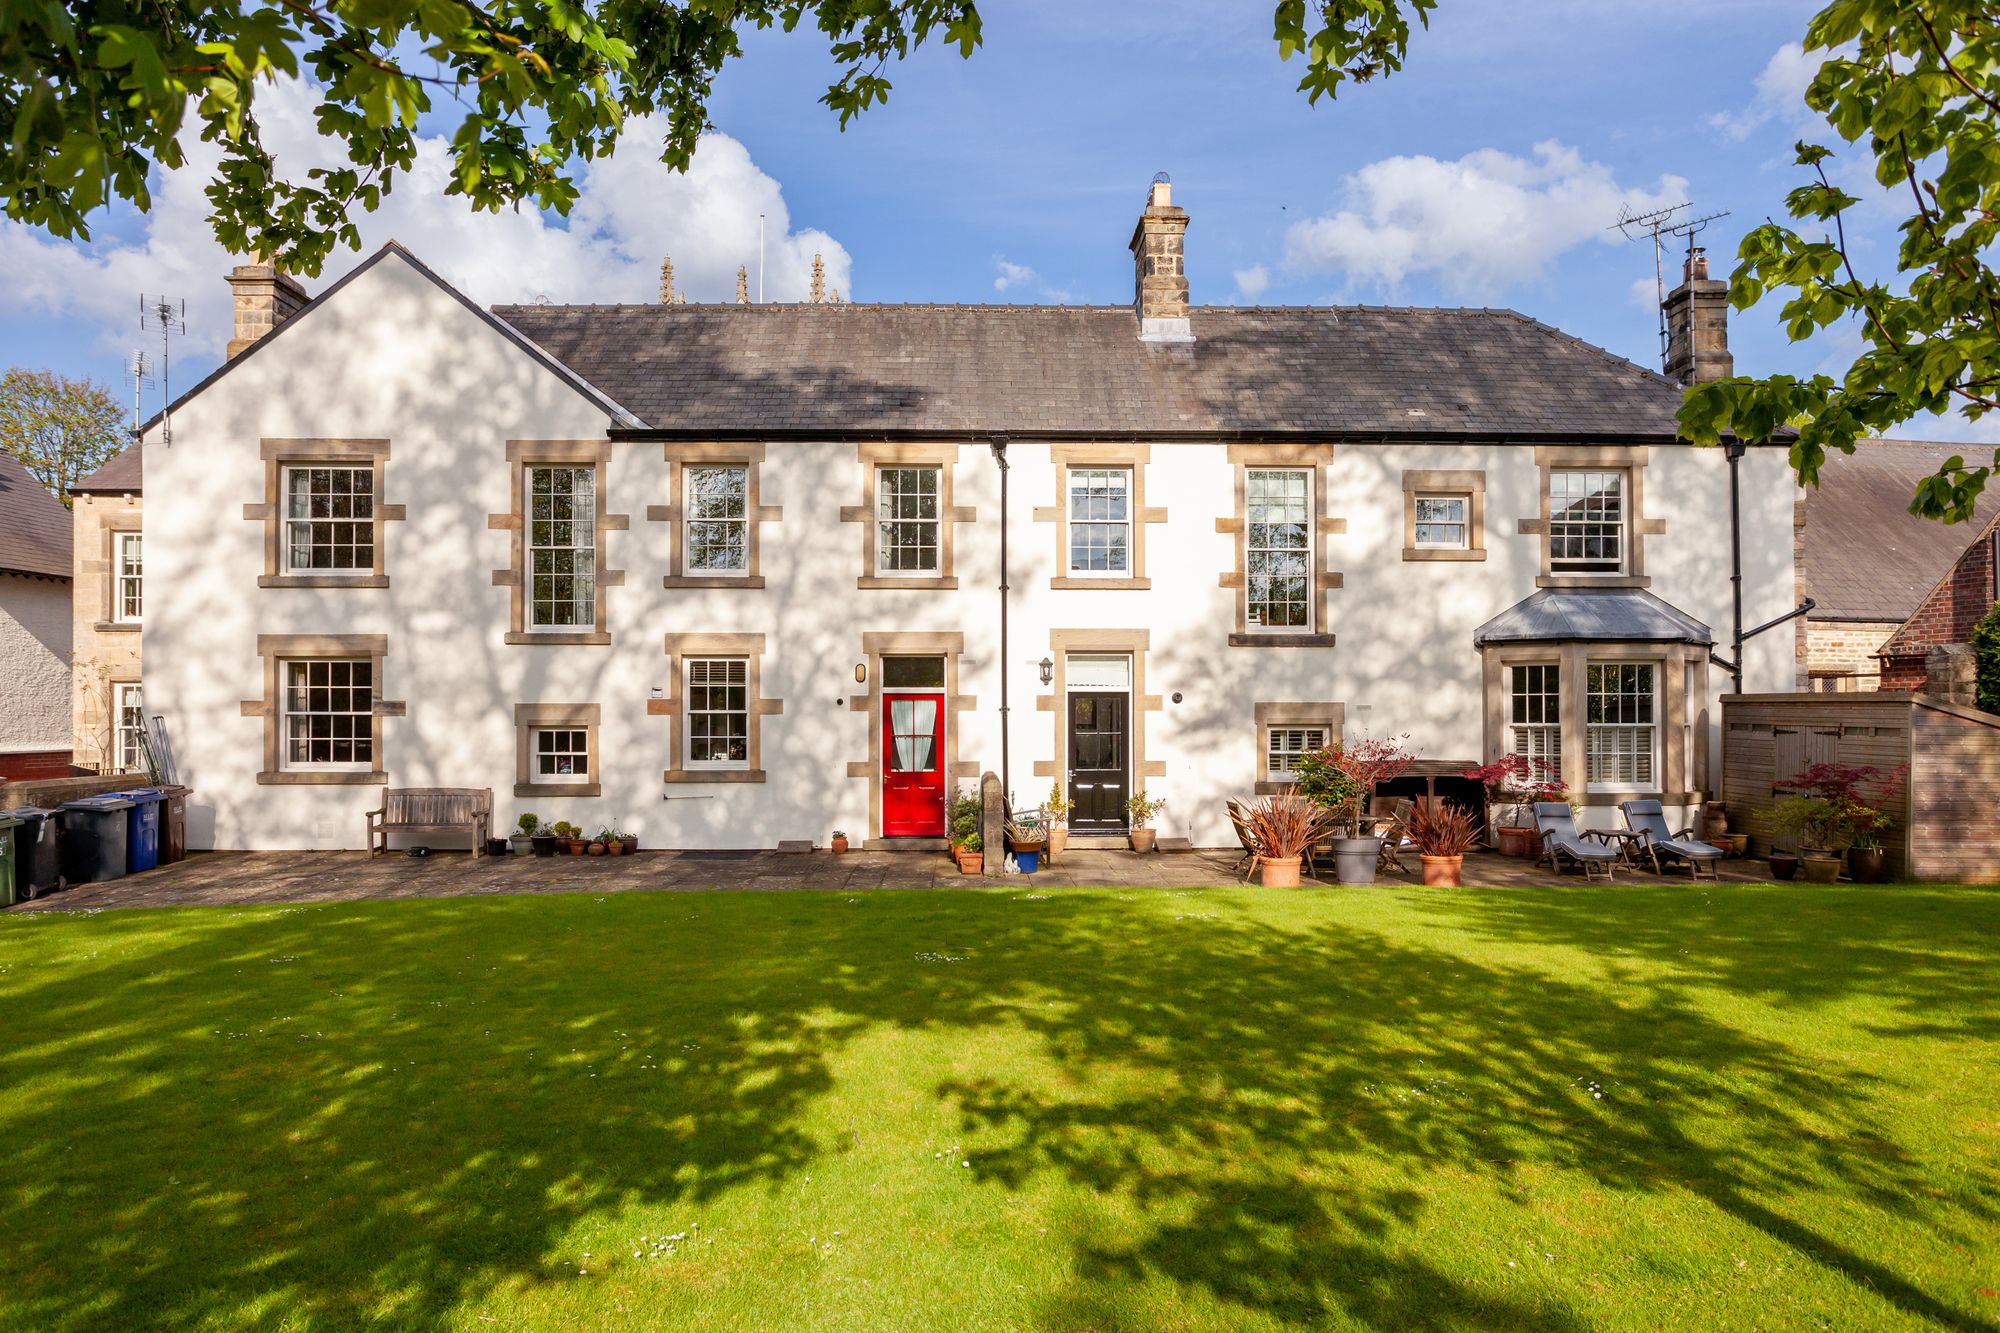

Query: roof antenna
left=123, top=350, right=154, bottom=442
left=758, top=213, right=766, bottom=304
left=139, top=294, right=186, bottom=445
left=1611, top=202, right=1729, bottom=372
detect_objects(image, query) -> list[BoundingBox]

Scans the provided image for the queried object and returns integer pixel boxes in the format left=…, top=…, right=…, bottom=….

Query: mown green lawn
left=2, top=881, right=1996, bottom=1332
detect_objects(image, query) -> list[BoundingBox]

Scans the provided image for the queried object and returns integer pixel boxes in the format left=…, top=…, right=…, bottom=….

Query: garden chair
left=1531, top=802, right=1621, bottom=882
left=1372, top=797, right=1415, bottom=874
left=1618, top=800, right=1724, bottom=880
left=1225, top=799, right=1263, bottom=883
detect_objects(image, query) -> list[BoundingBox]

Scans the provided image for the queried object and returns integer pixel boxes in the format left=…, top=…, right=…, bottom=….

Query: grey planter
left=1334, top=837, right=1379, bottom=884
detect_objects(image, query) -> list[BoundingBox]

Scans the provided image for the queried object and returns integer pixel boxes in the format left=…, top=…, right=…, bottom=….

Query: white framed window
left=1265, top=725, right=1328, bottom=783
left=532, top=727, right=590, bottom=783
left=283, top=465, right=374, bottom=572
left=281, top=659, right=374, bottom=770
left=1246, top=468, right=1312, bottom=629
left=1507, top=664, right=1562, bottom=779
left=685, top=658, right=749, bottom=768
left=1549, top=470, right=1625, bottom=573
left=684, top=464, right=748, bottom=574
left=114, top=682, right=146, bottom=774
left=876, top=466, right=941, bottom=574
left=1586, top=662, right=1656, bottom=789
left=1413, top=494, right=1470, bottom=550
left=114, top=532, right=143, bottom=623
left=528, top=465, right=596, bottom=628
left=1068, top=467, right=1131, bottom=574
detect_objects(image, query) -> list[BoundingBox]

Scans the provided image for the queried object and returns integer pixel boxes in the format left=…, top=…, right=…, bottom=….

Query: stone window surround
left=1032, top=628, right=1168, bottom=791
left=1515, top=445, right=1665, bottom=589
left=110, top=676, right=144, bottom=774
left=487, top=440, right=629, bottom=646
left=91, top=511, right=144, bottom=633
left=1402, top=469, right=1487, bottom=562
left=514, top=703, right=602, bottom=798
left=240, top=633, right=403, bottom=786
left=1253, top=701, right=1345, bottom=796
left=1217, top=443, right=1344, bottom=647
left=843, top=631, right=980, bottom=843
left=244, top=439, right=406, bottom=588
left=1031, top=444, right=1170, bottom=591
left=837, top=443, right=977, bottom=590
left=653, top=632, right=783, bottom=783
left=1477, top=641, right=1710, bottom=807
left=645, top=442, right=783, bottom=589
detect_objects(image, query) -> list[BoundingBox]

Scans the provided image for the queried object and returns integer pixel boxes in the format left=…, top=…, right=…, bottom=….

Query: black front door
left=1068, top=692, right=1129, bottom=832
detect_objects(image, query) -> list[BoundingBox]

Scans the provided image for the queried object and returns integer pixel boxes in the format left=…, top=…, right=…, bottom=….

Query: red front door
left=882, top=693, right=945, bottom=837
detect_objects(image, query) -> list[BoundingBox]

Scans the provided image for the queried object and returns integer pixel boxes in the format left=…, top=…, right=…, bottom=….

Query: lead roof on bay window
left=1475, top=588, right=1714, bottom=646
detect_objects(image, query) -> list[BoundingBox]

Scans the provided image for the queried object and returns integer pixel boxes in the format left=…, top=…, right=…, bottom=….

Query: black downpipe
left=1725, top=439, right=1746, bottom=696
left=991, top=437, right=1011, bottom=805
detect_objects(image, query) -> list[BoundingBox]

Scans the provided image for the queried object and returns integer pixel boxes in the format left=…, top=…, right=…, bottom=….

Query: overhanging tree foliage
left=1, top=0, right=1433, bottom=278
left=1677, top=1, right=2000, bottom=524
left=0, top=367, right=126, bottom=506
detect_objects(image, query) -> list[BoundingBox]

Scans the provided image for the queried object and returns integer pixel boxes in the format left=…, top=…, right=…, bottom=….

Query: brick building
left=1877, top=512, right=2000, bottom=690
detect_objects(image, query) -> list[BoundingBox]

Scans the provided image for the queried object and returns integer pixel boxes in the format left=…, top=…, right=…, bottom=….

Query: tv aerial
left=139, top=295, right=186, bottom=444
left=1612, top=202, right=1730, bottom=371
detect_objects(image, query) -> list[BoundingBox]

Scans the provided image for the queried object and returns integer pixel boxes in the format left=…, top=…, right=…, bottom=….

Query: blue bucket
left=1014, top=849, right=1040, bottom=874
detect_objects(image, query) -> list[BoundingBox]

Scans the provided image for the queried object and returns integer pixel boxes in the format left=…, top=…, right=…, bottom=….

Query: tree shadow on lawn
left=0, top=887, right=1993, bottom=1331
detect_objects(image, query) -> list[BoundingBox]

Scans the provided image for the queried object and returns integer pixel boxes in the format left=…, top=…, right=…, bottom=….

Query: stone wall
left=1801, top=619, right=1898, bottom=689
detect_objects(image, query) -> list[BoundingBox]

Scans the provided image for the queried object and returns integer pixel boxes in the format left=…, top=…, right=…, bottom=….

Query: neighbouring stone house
left=0, top=453, right=72, bottom=780
left=68, top=444, right=144, bottom=774
left=1796, top=440, right=2000, bottom=691
left=133, top=178, right=1799, bottom=852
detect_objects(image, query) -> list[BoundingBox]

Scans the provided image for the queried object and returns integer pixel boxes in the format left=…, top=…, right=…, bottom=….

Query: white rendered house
left=135, top=180, right=1797, bottom=851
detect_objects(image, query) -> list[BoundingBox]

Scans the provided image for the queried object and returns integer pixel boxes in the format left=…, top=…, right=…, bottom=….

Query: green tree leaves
left=0, top=368, right=126, bottom=507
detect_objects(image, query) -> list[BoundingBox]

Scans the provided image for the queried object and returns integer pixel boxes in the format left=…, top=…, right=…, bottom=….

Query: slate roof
left=0, top=452, right=72, bottom=580
left=1803, top=440, right=2000, bottom=621
left=1474, top=588, right=1714, bottom=646
left=491, top=303, right=1689, bottom=441
left=71, top=444, right=141, bottom=496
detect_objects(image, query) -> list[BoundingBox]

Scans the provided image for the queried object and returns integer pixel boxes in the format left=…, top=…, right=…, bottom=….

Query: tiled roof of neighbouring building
left=1804, top=440, right=2000, bottom=622
left=70, top=444, right=142, bottom=496
left=0, top=452, right=72, bottom=579
left=491, top=303, right=1691, bottom=441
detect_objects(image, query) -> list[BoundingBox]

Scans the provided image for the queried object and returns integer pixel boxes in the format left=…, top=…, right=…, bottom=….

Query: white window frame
left=1585, top=661, right=1658, bottom=792
left=1506, top=663, right=1562, bottom=780
left=1412, top=493, right=1471, bottom=551
left=531, top=726, right=591, bottom=784
left=527, top=464, right=597, bottom=630
left=684, top=657, right=750, bottom=771
left=683, top=463, right=749, bottom=576
left=113, top=531, right=143, bottom=624
left=282, top=464, right=375, bottom=575
left=1549, top=469, right=1626, bottom=574
left=1245, top=467, right=1314, bottom=632
left=114, top=682, right=146, bottom=774
left=279, top=658, right=374, bottom=773
left=1067, top=466, right=1132, bottom=576
left=1264, top=725, right=1328, bottom=784
left=875, top=466, right=942, bottom=576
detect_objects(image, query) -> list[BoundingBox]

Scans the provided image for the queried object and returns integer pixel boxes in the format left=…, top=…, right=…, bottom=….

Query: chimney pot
left=1663, top=243, right=1732, bottom=385
left=1130, top=173, right=1193, bottom=344
left=225, top=253, right=307, bottom=358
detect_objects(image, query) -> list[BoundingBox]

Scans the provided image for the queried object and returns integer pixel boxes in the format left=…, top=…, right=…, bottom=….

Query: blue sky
left=3, top=0, right=1876, bottom=428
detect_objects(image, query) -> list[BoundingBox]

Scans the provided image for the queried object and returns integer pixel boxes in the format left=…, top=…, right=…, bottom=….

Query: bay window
left=1586, top=662, right=1656, bottom=789
left=1507, top=664, right=1562, bottom=778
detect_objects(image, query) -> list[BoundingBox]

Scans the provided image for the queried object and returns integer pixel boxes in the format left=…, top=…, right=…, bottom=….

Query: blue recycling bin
left=57, top=796, right=135, bottom=885
left=109, top=789, right=165, bottom=873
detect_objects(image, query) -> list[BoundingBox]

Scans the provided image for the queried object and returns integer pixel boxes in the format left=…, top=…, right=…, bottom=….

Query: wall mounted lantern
left=1037, top=656, right=1054, bottom=686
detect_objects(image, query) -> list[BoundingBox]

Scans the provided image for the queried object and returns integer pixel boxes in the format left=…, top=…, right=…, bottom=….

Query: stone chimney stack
left=810, top=252, right=826, bottom=304
left=659, top=256, right=677, bottom=304
left=1663, top=246, right=1733, bottom=385
left=735, top=265, right=749, bottom=305
left=1129, top=174, right=1193, bottom=344
left=225, top=254, right=307, bottom=358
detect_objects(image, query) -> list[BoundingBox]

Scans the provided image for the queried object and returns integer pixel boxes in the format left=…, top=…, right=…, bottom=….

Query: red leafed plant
left=1779, top=762, right=1908, bottom=850
left=1407, top=801, right=1481, bottom=857
left=1244, top=790, right=1337, bottom=860
left=1460, top=753, right=1565, bottom=805
left=1296, top=734, right=1418, bottom=837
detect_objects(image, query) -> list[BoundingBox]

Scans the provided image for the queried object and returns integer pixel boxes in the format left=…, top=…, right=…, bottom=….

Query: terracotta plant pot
left=606, top=839, right=626, bottom=856
left=587, top=841, right=606, bottom=856
left=957, top=851, right=983, bottom=875
left=1495, top=825, right=1536, bottom=859
left=1702, top=801, right=1730, bottom=842
left=1047, top=828, right=1068, bottom=862
left=1800, top=854, right=1843, bottom=884
left=830, top=834, right=848, bottom=855
left=1259, top=855, right=1302, bottom=888
left=1848, top=846, right=1888, bottom=884
left=565, top=839, right=587, bottom=856
left=1129, top=828, right=1157, bottom=853
left=1420, top=853, right=1464, bottom=887
left=1767, top=853, right=1798, bottom=881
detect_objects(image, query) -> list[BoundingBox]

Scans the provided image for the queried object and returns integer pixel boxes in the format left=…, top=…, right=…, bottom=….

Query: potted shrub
left=1768, top=796, right=1844, bottom=882
left=1460, top=754, right=1563, bottom=857
left=1296, top=735, right=1416, bottom=884
left=1242, top=791, right=1334, bottom=888
left=510, top=813, right=538, bottom=857
left=830, top=830, right=849, bottom=855
left=620, top=829, right=638, bottom=855
left=529, top=819, right=558, bottom=858
left=586, top=827, right=609, bottom=856
left=1126, top=789, right=1166, bottom=852
left=1043, top=783, right=1072, bottom=862
left=551, top=820, right=586, bottom=855
left=948, top=786, right=983, bottom=868
left=1777, top=762, right=1907, bottom=886
left=603, top=825, right=628, bottom=856
left=1408, top=801, right=1480, bottom=887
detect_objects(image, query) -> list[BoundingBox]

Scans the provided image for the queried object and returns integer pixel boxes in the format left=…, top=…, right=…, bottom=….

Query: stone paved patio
left=6, top=845, right=1775, bottom=914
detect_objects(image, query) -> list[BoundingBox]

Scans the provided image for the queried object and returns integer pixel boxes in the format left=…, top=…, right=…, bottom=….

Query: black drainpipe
left=1725, top=438, right=1746, bottom=696
left=991, top=436, right=1011, bottom=804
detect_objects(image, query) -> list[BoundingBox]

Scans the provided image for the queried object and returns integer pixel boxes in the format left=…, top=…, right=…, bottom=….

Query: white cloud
left=0, top=77, right=851, bottom=362
left=992, top=257, right=1037, bottom=293
left=1629, top=275, right=1660, bottom=309
left=1234, top=264, right=1271, bottom=301
left=1281, top=141, right=1687, bottom=300
left=1711, top=42, right=1824, bottom=142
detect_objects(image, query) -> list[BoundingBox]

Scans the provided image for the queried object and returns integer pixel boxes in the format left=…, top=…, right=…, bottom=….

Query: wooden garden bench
left=367, top=787, right=492, bottom=856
